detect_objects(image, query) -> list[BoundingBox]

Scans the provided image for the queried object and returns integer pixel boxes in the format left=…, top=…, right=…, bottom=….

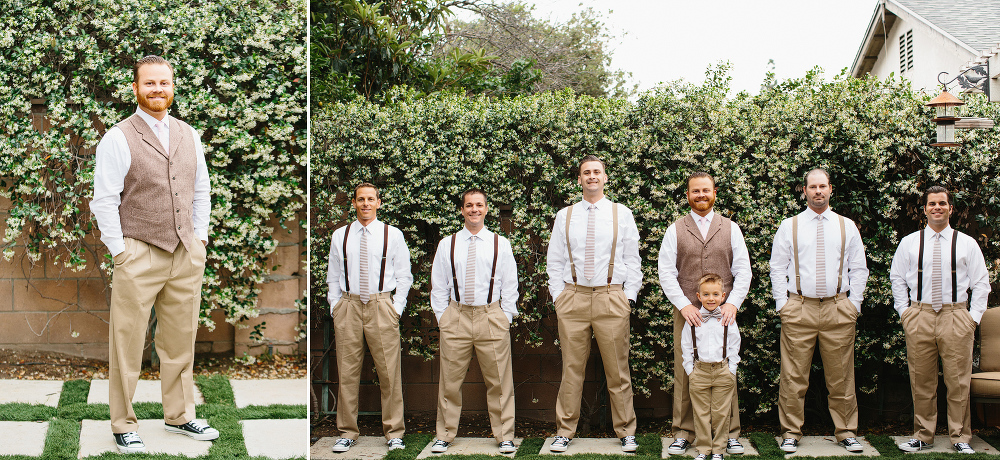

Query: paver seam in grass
left=59, top=379, right=90, bottom=407
left=516, top=437, right=545, bottom=457
left=866, top=434, right=903, bottom=457
left=383, top=432, right=433, bottom=460
left=41, top=417, right=79, bottom=460
left=205, top=411, right=249, bottom=459
left=195, top=375, right=235, bottom=406
left=749, top=432, right=783, bottom=458
left=0, top=403, right=58, bottom=421
left=636, top=433, right=661, bottom=457
left=236, top=404, right=308, bottom=419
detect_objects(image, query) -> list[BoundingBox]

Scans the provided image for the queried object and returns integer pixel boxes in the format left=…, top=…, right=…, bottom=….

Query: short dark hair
left=353, top=182, right=379, bottom=200
left=922, top=185, right=951, bottom=206
left=577, top=155, right=606, bottom=175
left=460, top=188, right=488, bottom=207
left=698, top=273, right=724, bottom=289
left=803, top=168, right=831, bottom=188
left=687, top=171, right=716, bottom=189
left=133, top=55, right=174, bottom=83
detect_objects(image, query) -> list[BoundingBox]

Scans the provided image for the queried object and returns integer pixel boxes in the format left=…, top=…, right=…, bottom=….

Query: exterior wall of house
left=869, top=10, right=976, bottom=93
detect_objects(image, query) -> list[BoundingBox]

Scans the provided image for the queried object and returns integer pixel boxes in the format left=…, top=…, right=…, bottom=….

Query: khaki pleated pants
left=901, top=301, right=975, bottom=444
left=689, top=362, right=737, bottom=455
left=778, top=293, right=858, bottom=442
left=436, top=301, right=515, bottom=443
left=333, top=292, right=405, bottom=440
left=109, top=237, right=205, bottom=433
left=554, top=284, right=636, bottom=438
left=672, top=307, right=741, bottom=441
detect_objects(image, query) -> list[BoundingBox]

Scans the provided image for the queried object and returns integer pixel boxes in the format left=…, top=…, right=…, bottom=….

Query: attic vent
left=899, top=30, right=914, bottom=73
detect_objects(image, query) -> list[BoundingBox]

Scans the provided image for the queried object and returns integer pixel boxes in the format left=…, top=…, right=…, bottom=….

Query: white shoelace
left=121, top=432, right=142, bottom=445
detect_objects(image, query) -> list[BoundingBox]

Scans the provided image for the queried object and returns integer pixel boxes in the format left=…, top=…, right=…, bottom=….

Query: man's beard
left=137, top=92, right=173, bottom=113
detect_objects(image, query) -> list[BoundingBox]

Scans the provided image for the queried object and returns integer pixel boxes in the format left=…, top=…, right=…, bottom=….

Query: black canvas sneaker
left=839, top=437, right=864, bottom=453
left=726, top=438, right=745, bottom=454
left=549, top=436, right=571, bottom=452
left=897, top=439, right=931, bottom=452
left=621, top=436, right=638, bottom=452
left=114, top=431, right=146, bottom=454
left=164, top=420, right=220, bottom=441
left=667, top=438, right=691, bottom=455
left=779, top=438, right=798, bottom=453
left=430, top=439, right=451, bottom=453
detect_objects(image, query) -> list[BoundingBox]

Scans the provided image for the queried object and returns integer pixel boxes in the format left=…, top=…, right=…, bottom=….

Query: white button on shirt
left=91, top=109, right=211, bottom=256
left=546, top=198, right=643, bottom=302
left=769, top=208, right=869, bottom=311
left=430, top=227, right=520, bottom=322
left=326, top=219, right=413, bottom=315
left=680, top=308, right=742, bottom=375
left=889, top=225, right=991, bottom=322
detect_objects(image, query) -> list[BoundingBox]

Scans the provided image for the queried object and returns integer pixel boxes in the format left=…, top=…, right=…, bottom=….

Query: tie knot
left=934, top=232, right=943, bottom=240
left=588, top=204, right=596, bottom=211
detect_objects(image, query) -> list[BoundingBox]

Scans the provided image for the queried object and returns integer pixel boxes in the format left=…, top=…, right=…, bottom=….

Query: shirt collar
left=355, top=218, right=382, bottom=234
left=690, top=210, right=715, bottom=223
left=924, top=224, right=953, bottom=239
left=135, top=108, right=168, bottom=130
left=458, top=226, right=493, bottom=241
left=579, top=197, right=611, bottom=210
left=803, top=207, right=835, bottom=221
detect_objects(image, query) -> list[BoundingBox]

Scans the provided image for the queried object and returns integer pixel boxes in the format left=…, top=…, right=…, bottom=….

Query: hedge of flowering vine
left=313, top=68, right=1000, bottom=416
left=0, top=0, right=307, bottom=330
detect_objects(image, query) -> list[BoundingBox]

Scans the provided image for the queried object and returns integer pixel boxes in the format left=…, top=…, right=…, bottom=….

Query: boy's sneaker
left=621, top=436, right=638, bottom=452
left=840, top=437, right=864, bottom=453
left=331, top=438, right=357, bottom=452
left=430, top=439, right=450, bottom=453
left=779, top=438, right=798, bottom=453
left=499, top=441, right=517, bottom=453
left=727, top=438, right=745, bottom=454
left=955, top=443, right=975, bottom=454
left=164, top=420, right=219, bottom=441
left=897, top=439, right=931, bottom=452
left=114, top=432, right=145, bottom=454
left=667, top=438, right=691, bottom=455
left=694, top=455, right=708, bottom=460
left=712, top=455, right=725, bottom=460
left=387, top=438, right=406, bottom=450
left=549, top=436, right=571, bottom=452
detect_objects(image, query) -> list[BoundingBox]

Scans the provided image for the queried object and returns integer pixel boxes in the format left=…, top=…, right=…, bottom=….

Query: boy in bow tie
left=681, top=274, right=742, bottom=460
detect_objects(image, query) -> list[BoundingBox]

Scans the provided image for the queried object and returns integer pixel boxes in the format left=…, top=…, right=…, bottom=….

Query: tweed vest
left=115, top=113, right=198, bottom=253
left=675, top=214, right=734, bottom=307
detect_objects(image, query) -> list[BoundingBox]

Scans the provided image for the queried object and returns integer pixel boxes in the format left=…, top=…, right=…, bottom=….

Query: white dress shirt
left=430, top=227, right=520, bottom=322
left=889, top=225, right=991, bottom=323
left=769, top=208, right=869, bottom=311
left=658, top=210, right=753, bottom=311
left=546, top=198, right=643, bottom=302
left=92, top=108, right=211, bottom=256
left=326, top=219, right=413, bottom=315
left=680, top=307, right=742, bottom=375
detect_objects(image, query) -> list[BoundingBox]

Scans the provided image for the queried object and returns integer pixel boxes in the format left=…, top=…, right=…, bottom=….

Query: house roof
left=851, top=0, right=1000, bottom=77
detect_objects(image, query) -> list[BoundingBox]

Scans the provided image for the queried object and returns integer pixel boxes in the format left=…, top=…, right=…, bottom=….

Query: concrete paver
left=540, top=437, right=634, bottom=455
left=242, top=419, right=309, bottom=459
left=0, top=379, right=63, bottom=406
left=662, top=437, right=758, bottom=457
left=891, top=435, right=996, bottom=454
left=78, top=419, right=213, bottom=458
left=0, top=421, right=47, bottom=457
left=230, top=378, right=307, bottom=408
left=312, top=436, right=398, bottom=460
left=416, top=437, right=523, bottom=458
left=774, top=436, right=879, bottom=457
left=87, top=379, right=204, bottom=405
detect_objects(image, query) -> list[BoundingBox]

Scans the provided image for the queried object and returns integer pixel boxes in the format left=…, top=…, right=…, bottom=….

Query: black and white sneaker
left=499, top=441, right=517, bottom=454
left=726, top=438, right=745, bottom=454
left=549, top=436, right=571, bottom=452
left=897, top=439, right=931, bottom=452
left=711, top=454, right=724, bottom=460
left=164, top=420, right=219, bottom=441
left=387, top=438, right=406, bottom=450
left=667, top=438, right=691, bottom=455
left=779, top=438, right=798, bottom=453
left=840, top=437, right=864, bottom=453
left=955, top=443, right=975, bottom=454
left=331, top=438, right=357, bottom=452
left=621, top=436, right=638, bottom=452
left=114, top=431, right=145, bottom=453
left=430, top=439, right=450, bottom=453
left=694, top=455, right=707, bottom=460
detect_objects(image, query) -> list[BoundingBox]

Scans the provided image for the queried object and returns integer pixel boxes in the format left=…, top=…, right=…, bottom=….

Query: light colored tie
left=932, top=233, right=943, bottom=311
left=154, top=121, right=168, bottom=151
left=465, top=235, right=477, bottom=303
left=815, top=215, right=827, bottom=297
left=699, top=217, right=710, bottom=240
left=359, top=228, right=370, bottom=303
left=585, top=204, right=596, bottom=280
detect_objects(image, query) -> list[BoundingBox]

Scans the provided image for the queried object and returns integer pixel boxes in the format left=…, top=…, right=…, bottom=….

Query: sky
left=460, top=0, right=880, bottom=95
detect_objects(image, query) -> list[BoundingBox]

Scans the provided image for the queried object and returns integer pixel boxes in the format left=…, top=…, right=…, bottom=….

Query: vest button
left=176, top=209, right=180, bottom=213
left=175, top=193, right=178, bottom=196
left=178, top=226, right=181, bottom=230
left=172, top=176, right=176, bottom=180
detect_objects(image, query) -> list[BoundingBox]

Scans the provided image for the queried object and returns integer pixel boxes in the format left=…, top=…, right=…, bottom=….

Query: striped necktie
left=359, top=228, right=369, bottom=303
left=931, top=233, right=943, bottom=311
left=815, top=215, right=827, bottom=297
left=465, top=235, right=477, bottom=303
left=585, top=204, right=596, bottom=280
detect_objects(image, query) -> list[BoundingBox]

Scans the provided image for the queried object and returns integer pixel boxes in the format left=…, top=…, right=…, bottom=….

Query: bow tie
left=701, top=310, right=723, bottom=322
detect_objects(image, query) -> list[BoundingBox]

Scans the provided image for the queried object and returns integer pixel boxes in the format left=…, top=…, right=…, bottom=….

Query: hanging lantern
left=926, top=90, right=964, bottom=147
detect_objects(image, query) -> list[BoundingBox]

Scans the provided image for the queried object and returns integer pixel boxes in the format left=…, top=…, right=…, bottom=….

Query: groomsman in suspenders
left=326, top=183, right=413, bottom=452
left=890, top=186, right=990, bottom=454
left=546, top=155, right=642, bottom=453
left=658, top=172, right=751, bottom=455
left=428, top=188, right=520, bottom=454
left=769, top=168, right=869, bottom=453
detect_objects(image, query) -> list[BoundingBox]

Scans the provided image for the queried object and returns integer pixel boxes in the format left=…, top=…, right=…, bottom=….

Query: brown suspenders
left=791, top=213, right=846, bottom=296
left=564, top=202, right=619, bottom=285
left=450, top=232, right=500, bottom=304
left=341, top=222, right=390, bottom=296
left=691, top=321, right=729, bottom=362
left=916, top=228, right=959, bottom=303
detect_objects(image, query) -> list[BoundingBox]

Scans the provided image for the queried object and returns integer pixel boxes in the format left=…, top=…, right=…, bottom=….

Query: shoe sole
left=727, top=446, right=745, bottom=455
left=845, top=447, right=864, bottom=453
left=388, top=446, right=406, bottom=451
left=164, top=426, right=219, bottom=441
left=500, top=448, right=517, bottom=454
left=332, top=448, right=352, bottom=453
left=622, top=447, right=638, bottom=453
left=550, top=445, right=569, bottom=452
left=898, top=445, right=930, bottom=452
left=780, top=446, right=797, bottom=453
left=116, top=445, right=146, bottom=454
left=667, top=448, right=688, bottom=455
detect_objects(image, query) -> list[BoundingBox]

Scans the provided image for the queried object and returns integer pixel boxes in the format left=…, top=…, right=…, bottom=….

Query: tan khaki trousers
left=672, top=308, right=741, bottom=441
left=436, top=301, right=515, bottom=442
left=778, top=293, right=858, bottom=441
left=109, top=237, right=205, bottom=433
left=554, top=284, right=636, bottom=438
left=901, top=301, right=975, bottom=444
left=689, top=362, right=737, bottom=455
left=333, top=292, right=405, bottom=440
